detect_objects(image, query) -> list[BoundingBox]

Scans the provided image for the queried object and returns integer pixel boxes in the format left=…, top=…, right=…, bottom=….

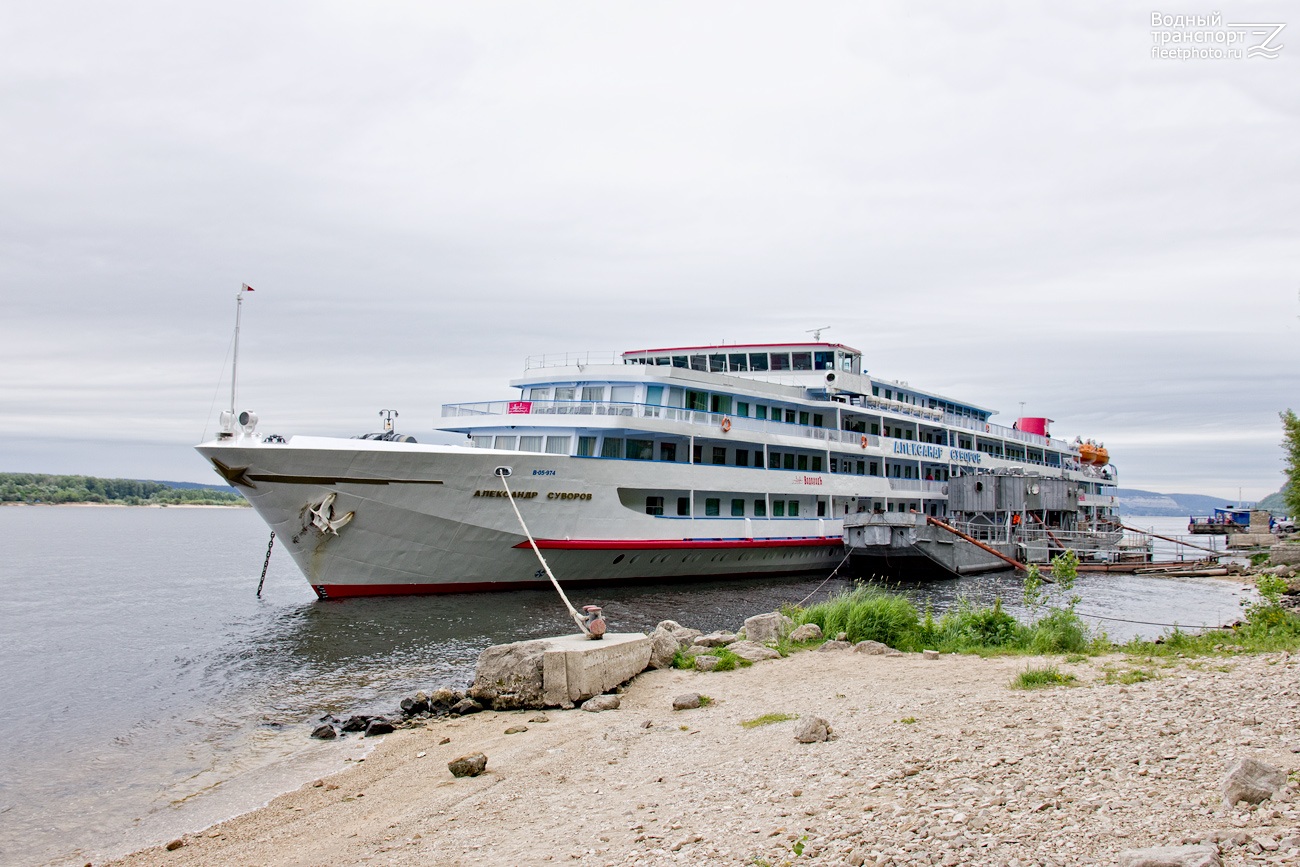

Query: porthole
left=612, top=554, right=625, bottom=565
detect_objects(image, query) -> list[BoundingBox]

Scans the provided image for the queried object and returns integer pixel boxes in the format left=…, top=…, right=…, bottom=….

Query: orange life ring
left=860, top=434, right=868, bottom=449
left=984, top=424, right=990, bottom=432
left=720, top=416, right=732, bottom=433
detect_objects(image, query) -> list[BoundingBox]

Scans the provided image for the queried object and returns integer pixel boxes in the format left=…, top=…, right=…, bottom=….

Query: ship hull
left=197, top=437, right=845, bottom=597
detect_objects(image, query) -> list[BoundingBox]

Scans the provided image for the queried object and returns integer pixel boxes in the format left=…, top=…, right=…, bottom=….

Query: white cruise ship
left=196, top=341, right=1118, bottom=598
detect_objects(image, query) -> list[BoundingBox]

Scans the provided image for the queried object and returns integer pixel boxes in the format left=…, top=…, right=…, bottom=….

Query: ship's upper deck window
left=621, top=343, right=863, bottom=375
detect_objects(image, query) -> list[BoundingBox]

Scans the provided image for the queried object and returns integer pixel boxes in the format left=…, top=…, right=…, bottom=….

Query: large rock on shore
left=743, top=612, right=794, bottom=645
left=727, top=641, right=781, bottom=663
left=648, top=620, right=702, bottom=669
left=1221, top=756, right=1286, bottom=807
left=471, top=633, right=652, bottom=709
left=469, top=639, right=550, bottom=709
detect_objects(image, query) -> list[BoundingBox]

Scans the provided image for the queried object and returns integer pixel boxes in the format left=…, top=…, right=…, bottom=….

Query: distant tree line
left=0, top=473, right=247, bottom=506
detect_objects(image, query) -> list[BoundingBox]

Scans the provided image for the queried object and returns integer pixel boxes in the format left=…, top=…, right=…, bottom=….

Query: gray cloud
left=1, top=1, right=1296, bottom=499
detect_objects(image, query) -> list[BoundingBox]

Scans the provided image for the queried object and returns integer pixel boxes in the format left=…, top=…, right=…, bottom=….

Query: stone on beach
left=853, top=640, right=901, bottom=655
left=673, top=693, right=704, bottom=710
left=726, top=640, right=781, bottom=663
left=400, top=693, right=429, bottom=716
left=694, top=654, right=722, bottom=672
left=742, top=612, right=793, bottom=645
left=310, top=723, right=338, bottom=740
left=340, top=715, right=371, bottom=732
left=447, top=752, right=488, bottom=778
left=364, top=719, right=394, bottom=737
left=815, top=640, right=852, bottom=652
left=788, top=623, right=823, bottom=643
left=694, top=631, right=738, bottom=647
left=451, top=698, right=483, bottom=716
left=1221, top=756, right=1287, bottom=807
left=1116, top=844, right=1221, bottom=867
left=427, top=687, right=464, bottom=712
left=794, top=716, right=832, bottom=743
left=581, top=694, right=621, bottom=712
left=647, top=621, right=702, bottom=669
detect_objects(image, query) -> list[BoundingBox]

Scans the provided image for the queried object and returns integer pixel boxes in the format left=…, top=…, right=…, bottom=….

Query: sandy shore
left=108, top=649, right=1300, bottom=867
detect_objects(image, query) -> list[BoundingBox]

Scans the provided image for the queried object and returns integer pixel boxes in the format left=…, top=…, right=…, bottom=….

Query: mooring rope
left=499, top=472, right=590, bottom=635
left=794, top=547, right=855, bottom=608
left=1074, top=608, right=1233, bottom=630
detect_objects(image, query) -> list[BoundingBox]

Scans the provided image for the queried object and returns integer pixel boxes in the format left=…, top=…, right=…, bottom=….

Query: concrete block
left=542, top=632, right=652, bottom=706
left=1270, top=544, right=1300, bottom=566
left=1227, top=533, right=1276, bottom=549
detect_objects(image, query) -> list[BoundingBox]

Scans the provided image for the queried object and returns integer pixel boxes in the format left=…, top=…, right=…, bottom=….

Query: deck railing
left=442, top=399, right=1082, bottom=469
left=443, top=400, right=890, bottom=449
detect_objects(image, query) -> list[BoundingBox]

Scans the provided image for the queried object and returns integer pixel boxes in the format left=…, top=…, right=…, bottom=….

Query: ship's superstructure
left=197, top=341, right=1119, bottom=597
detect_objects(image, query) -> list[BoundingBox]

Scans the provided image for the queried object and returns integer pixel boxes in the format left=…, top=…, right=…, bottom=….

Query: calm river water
left=0, top=507, right=1249, bottom=865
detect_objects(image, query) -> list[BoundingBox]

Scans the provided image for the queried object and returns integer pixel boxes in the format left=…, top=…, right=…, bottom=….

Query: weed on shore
left=1011, top=666, right=1078, bottom=689
left=784, top=555, right=1300, bottom=662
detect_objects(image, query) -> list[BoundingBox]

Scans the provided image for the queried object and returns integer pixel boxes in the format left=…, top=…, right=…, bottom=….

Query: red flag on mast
left=241, top=283, right=255, bottom=292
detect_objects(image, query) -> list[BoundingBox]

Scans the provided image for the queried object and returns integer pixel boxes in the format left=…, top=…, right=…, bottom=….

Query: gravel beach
left=107, top=648, right=1300, bottom=867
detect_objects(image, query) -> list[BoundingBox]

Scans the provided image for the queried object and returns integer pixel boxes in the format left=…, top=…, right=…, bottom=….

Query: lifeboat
left=1078, top=442, right=1099, bottom=465
left=1094, top=445, right=1109, bottom=466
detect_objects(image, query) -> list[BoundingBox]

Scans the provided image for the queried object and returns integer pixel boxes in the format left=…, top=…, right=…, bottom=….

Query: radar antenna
left=379, top=409, right=399, bottom=432
left=806, top=326, right=831, bottom=341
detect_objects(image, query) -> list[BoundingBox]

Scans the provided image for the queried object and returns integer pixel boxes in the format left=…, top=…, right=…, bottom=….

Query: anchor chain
left=256, top=531, right=276, bottom=597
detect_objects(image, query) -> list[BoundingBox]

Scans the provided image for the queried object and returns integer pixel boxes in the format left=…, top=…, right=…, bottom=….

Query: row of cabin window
left=645, top=496, right=814, bottom=518
left=527, top=384, right=830, bottom=430
left=472, top=435, right=572, bottom=453
left=628, top=350, right=848, bottom=373
left=472, top=435, right=948, bottom=479
left=870, top=385, right=986, bottom=421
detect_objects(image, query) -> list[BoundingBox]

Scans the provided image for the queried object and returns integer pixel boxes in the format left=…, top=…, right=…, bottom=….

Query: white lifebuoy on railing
left=720, top=416, right=732, bottom=433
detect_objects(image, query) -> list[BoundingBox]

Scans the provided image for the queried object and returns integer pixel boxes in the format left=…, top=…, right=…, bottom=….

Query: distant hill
left=1258, top=486, right=1293, bottom=516
left=0, top=472, right=247, bottom=506
left=145, top=479, right=238, bottom=493
left=1115, top=488, right=1259, bottom=517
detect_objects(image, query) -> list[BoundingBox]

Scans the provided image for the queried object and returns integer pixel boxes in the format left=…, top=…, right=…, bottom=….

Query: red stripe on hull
left=513, top=537, right=843, bottom=551
left=312, top=563, right=840, bottom=599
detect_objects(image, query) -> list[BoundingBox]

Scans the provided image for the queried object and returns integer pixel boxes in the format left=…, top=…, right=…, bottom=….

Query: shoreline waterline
left=105, top=649, right=1300, bottom=867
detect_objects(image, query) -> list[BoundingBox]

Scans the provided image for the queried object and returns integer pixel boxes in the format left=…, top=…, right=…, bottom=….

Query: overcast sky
left=1, top=2, right=1296, bottom=501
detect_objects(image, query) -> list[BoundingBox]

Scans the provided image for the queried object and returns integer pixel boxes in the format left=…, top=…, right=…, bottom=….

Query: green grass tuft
left=740, top=712, right=798, bottom=728
left=1011, top=666, right=1078, bottom=690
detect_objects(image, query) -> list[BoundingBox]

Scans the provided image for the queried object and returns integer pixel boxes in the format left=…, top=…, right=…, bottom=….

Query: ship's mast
left=231, top=283, right=253, bottom=416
